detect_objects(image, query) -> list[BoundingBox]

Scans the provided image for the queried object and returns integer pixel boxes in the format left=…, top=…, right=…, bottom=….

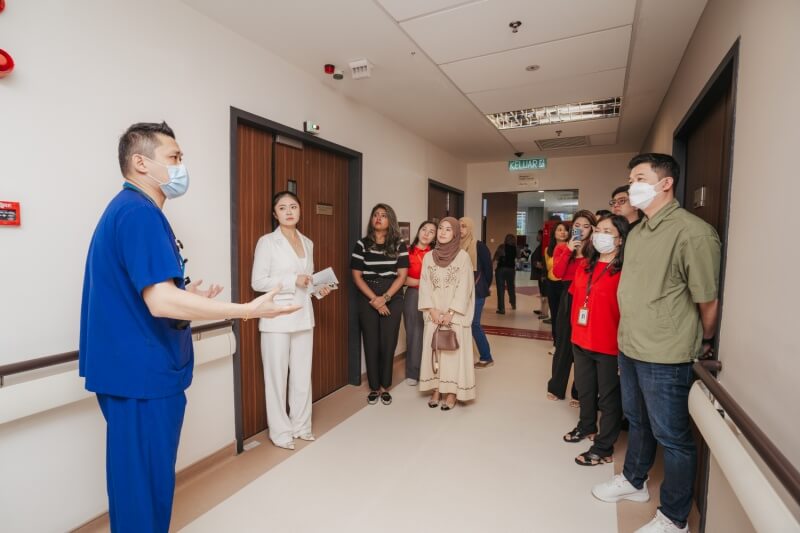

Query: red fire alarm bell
left=0, top=0, right=6, bottom=14
left=0, top=201, right=21, bottom=226
left=0, top=49, right=14, bottom=78
left=324, top=64, right=335, bottom=75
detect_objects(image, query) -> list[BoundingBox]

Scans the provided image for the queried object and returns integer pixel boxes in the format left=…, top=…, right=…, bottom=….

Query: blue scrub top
left=79, top=185, right=193, bottom=399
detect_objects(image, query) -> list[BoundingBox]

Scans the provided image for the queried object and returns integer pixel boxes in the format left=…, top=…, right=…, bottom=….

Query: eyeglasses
left=609, top=198, right=628, bottom=207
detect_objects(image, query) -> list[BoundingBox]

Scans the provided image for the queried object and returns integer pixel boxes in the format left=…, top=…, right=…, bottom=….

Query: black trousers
left=545, top=280, right=565, bottom=345
left=573, top=345, right=622, bottom=457
left=495, top=267, right=516, bottom=311
left=547, top=285, right=577, bottom=399
left=357, top=278, right=404, bottom=391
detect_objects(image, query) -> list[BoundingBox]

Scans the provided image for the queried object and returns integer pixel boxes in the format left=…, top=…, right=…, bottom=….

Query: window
left=516, top=211, right=527, bottom=235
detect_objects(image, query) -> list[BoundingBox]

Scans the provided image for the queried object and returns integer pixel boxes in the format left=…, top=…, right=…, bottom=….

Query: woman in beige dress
left=418, top=217, right=476, bottom=410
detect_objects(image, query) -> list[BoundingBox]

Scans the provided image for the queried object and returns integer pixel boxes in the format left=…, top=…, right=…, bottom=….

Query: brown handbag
left=431, top=324, right=459, bottom=374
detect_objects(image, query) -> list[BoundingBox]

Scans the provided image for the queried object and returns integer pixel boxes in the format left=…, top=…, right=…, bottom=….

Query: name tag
left=577, top=306, right=589, bottom=326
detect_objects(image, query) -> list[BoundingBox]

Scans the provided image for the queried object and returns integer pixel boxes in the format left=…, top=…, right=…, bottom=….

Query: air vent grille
left=535, top=136, right=590, bottom=150
left=348, top=59, right=373, bottom=80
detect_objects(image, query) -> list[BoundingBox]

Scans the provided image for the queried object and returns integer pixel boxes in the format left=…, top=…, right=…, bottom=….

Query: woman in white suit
left=251, top=191, right=331, bottom=450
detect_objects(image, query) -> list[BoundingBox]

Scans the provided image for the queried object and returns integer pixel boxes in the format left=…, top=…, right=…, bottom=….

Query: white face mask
left=628, top=178, right=666, bottom=209
left=592, top=232, right=617, bottom=254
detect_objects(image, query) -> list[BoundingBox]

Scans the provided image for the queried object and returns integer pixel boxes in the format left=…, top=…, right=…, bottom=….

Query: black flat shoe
left=380, top=392, right=392, bottom=405
left=563, top=426, right=596, bottom=443
left=367, top=391, right=379, bottom=405
left=441, top=399, right=457, bottom=411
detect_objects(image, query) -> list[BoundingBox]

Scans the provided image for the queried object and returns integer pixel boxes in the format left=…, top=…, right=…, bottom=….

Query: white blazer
left=251, top=228, right=315, bottom=333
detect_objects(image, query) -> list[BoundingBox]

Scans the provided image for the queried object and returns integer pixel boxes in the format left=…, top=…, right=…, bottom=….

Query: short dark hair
left=611, top=185, right=629, bottom=198
left=595, top=209, right=612, bottom=218
left=628, top=153, right=680, bottom=188
left=118, top=122, right=175, bottom=175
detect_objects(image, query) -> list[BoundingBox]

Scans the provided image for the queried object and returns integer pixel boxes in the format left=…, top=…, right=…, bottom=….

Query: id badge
left=577, top=306, right=589, bottom=326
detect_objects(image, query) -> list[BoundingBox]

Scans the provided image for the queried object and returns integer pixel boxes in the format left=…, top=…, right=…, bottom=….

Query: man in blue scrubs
left=79, top=122, right=299, bottom=532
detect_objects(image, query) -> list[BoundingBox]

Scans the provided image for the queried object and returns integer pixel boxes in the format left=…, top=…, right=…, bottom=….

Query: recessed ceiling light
left=538, top=190, right=545, bottom=193
left=540, top=199, right=546, bottom=202
left=525, top=65, right=540, bottom=72
left=486, top=97, right=622, bottom=130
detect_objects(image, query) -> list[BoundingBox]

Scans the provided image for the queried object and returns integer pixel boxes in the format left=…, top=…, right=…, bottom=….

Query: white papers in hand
left=311, top=267, right=339, bottom=299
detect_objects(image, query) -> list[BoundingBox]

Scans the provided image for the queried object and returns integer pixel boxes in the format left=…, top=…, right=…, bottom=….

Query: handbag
left=430, top=324, right=459, bottom=374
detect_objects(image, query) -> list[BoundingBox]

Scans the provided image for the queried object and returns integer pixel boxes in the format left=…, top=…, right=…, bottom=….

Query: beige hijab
left=459, top=216, right=478, bottom=269
left=431, top=217, right=462, bottom=267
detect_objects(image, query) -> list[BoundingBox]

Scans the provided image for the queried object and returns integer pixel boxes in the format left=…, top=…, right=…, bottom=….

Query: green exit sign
left=508, top=158, right=547, bottom=171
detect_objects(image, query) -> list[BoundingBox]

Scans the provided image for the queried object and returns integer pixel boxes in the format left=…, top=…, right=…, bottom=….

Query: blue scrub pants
left=97, top=392, right=187, bottom=533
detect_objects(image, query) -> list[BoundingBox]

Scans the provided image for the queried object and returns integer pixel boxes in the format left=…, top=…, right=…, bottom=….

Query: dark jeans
left=619, top=352, right=696, bottom=525
left=547, top=286, right=577, bottom=399
left=472, top=296, right=492, bottom=361
left=358, top=278, right=404, bottom=391
left=573, top=345, right=622, bottom=457
left=545, top=280, right=565, bottom=345
left=495, top=267, right=516, bottom=311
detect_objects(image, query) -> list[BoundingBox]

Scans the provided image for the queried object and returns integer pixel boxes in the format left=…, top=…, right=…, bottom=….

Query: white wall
left=641, top=0, right=800, bottom=525
left=465, top=153, right=635, bottom=230
left=0, top=331, right=236, bottom=532
left=0, top=0, right=466, bottom=366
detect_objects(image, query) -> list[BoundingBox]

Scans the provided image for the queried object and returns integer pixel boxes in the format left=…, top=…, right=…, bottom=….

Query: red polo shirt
left=407, top=245, right=431, bottom=280
left=569, top=261, right=621, bottom=356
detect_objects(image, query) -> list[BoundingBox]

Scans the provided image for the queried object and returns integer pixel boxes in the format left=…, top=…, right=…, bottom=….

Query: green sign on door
left=508, top=158, right=547, bottom=171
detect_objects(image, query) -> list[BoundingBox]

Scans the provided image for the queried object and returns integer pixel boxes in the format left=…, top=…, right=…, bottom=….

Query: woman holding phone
left=251, top=191, right=331, bottom=450
left=547, top=210, right=596, bottom=405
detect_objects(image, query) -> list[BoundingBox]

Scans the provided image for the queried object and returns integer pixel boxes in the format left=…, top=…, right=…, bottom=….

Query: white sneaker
left=406, top=378, right=418, bottom=386
left=274, top=441, right=295, bottom=450
left=634, top=510, right=688, bottom=533
left=293, top=433, right=315, bottom=442
left=592, top=474, right=650, bottom=503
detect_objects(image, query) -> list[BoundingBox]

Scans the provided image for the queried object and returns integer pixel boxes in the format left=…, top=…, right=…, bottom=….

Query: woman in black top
left=493, top=234, right=517, bottom=314
left=351, top=204, right=409, bottom=406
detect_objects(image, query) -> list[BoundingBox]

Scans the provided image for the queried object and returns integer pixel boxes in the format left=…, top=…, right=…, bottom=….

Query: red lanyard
left=583, top=262, right=613, bottom=306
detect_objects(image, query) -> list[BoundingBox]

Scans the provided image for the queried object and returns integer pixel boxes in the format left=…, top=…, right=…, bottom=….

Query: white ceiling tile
left=590, top=132, right=618, bottom=146
left=468, top=68, right=626, bottom=113
left=400, top=0, right=636, bottom=64
left=375, top=0, right=485, bottom=23
left=500, top=117, right=619, bottom=143
left=441, top=26, right=631, bottom=94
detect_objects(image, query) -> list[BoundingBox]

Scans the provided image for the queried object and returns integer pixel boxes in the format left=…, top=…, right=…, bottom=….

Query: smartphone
left=572, top=227, right=582, bottom=241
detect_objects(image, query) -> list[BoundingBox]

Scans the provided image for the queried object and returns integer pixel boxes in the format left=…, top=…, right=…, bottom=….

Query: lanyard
left=583, top=262, right=613, bottom=306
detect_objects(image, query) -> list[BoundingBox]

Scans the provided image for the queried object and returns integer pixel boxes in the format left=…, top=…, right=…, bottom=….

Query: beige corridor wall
left=641, top=0, right=800, bottom=525
left=0, top=0, right=466, bottom=365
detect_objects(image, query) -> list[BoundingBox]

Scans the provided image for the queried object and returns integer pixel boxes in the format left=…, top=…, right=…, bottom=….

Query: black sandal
left=563, top=427, right=596, bottom=443
left=367, top=391, right=380, bottom=405
left=574, top=451, right=613, bottom=466
left=380, top=392, right=392, bottom=405
left=428, top=392, right=440, bottom=408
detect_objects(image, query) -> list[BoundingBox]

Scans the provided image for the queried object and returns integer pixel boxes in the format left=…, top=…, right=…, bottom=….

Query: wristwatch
left=383, top=293, right=392, bottom=303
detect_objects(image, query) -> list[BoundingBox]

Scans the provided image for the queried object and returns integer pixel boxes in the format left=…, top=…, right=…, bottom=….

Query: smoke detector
left=348, top=59, right=373, bottom=80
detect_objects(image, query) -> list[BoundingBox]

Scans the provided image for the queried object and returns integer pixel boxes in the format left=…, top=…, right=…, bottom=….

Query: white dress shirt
left=251, top=228, right=315, bottom=333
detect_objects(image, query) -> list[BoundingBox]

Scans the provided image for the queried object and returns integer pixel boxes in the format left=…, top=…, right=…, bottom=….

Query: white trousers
left=260, top=330, right=314, bottom=446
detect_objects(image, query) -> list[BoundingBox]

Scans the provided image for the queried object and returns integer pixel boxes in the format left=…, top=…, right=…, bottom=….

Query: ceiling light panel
left=395, top=0, right=635, bottom=65
left=501, top=117, right=619, bottom=146
left=440, top=26, right=631, bottom=94
left=468, top=68, right=625, bottom=114
left=488, top=98, right=621, bottom=131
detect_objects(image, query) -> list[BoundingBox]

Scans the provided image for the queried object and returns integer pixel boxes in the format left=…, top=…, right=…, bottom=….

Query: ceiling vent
left=535, top=136, right=590, bottom=151
left=348, top=59, right=373, bottom=80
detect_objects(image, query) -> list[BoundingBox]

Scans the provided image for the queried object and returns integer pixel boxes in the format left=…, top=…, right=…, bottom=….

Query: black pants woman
left=547, top=284, right=577, bottom=401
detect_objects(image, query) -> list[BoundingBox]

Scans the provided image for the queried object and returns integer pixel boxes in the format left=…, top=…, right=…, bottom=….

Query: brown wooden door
left=274, top=142, right=350, bottom=401
left=685, top=84, right=732, bottom=235
left=236, top=124, right=273, bottom=439
left=427, top=181, right=464, bottom=223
